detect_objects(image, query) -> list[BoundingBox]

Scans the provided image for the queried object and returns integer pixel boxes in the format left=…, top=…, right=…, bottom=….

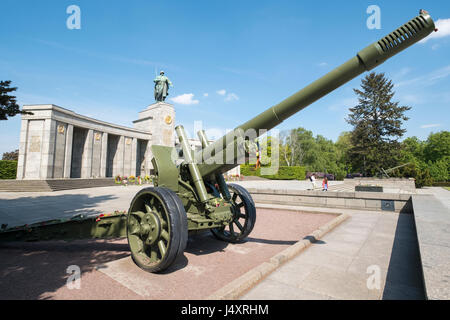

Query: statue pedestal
left=133, top=102, right=175, bottom=147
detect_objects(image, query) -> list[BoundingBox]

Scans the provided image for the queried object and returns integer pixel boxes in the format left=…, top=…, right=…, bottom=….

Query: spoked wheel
left=127, top=187, right=187, bottom=273
left=211, top=183, right=256, bottom=243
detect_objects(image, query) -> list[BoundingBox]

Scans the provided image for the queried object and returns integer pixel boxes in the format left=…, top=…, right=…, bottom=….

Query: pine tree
left=346, top=72, right=411, bottom=176
left=0, top=80, right=32, bottom=120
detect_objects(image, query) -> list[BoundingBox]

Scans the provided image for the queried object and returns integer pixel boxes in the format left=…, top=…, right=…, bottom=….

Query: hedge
left=241, top=165, right=306, bottom=180
left=432, top=181, right=450, bottom=187
left=0, top=160, right=18, bottom=179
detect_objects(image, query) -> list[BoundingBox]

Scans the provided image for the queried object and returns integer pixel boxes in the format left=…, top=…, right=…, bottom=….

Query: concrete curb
left=206, top=211, right=350, bottom=300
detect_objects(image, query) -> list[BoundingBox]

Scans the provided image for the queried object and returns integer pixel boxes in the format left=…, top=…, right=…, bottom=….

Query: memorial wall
left=16, top=101, right=240, bottom=180
left=16, top=102, right=173, bottom=180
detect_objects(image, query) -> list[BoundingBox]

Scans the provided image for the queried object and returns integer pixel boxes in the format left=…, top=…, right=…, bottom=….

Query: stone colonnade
left=16, top=105, right=153, bottom=179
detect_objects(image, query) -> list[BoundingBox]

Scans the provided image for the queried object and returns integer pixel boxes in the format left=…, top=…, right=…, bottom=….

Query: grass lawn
left=444, top=187, right=450, bottom=191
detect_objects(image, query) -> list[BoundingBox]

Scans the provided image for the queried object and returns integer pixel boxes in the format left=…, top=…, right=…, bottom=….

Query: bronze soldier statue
left=154, top=71, right=173, bottom=102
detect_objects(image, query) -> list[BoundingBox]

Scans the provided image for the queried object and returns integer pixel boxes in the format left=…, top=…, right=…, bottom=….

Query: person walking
left=310, top=174, right=316, bottom=190
left=322, top=176, right=328, bottom=191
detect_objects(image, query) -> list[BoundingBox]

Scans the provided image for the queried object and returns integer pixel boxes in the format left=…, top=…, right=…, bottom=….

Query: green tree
left=281, top=128, right=344, bottom=178
left=401, top=136, right=425, bottom=162
left=346, top=72, right=411, bottom=176
left=397, top=136, right=425, bottom=179
left=279, top=128, right=316, bottom=167
left=415, top=167, right=433, bottom=188
left=335, top=131, right=352, bottom=175
left=279, top=129, right=298, bottom=167
left=428, top=159, right=448, bottom=182
left=293, top=128, right=316, bottom=166
left=0, top=81, right=32, bottom=120
left=395, top=133, right=449, bottom=185
left=2, top=149, right=19, bottom=161
left=423, top=131, right=450, bottom=162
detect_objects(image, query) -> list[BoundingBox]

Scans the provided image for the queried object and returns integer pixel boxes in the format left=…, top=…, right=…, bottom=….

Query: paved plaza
left=413, top=187, right=450, bottom=300
left=0, top=185, right=144, bottom=228
left=0, top=181, right=448, bottom=300
left=241, top=186, right=449, bottom=300
left=0, top=207, right=334, bottom=299
left=242, top=204, right=424, bottom=299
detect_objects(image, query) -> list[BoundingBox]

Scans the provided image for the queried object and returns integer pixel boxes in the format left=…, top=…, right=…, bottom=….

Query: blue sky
left=1, top=0, right=449, bottom=155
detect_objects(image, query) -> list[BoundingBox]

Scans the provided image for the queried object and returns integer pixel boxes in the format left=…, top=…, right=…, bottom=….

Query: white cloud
left=395, top=65, right=450, bottom=88
left=393, top=67, right=412, bottom=79
left=215, top=89, right=239, bottom=101
left=203, top=93, right=208, bottom=97
left=428, top=65, right=450, bottom=82
left=420, top=124, right=441, bottom=129
left=225, top=93, right=239, bottom=101
left=318, top=62, right=328, bottom=67
left=432, top=44, right=440, bottom=50
left=170, top=93, right=199, bottom=105
left=420, top=18, right=450, bottom=43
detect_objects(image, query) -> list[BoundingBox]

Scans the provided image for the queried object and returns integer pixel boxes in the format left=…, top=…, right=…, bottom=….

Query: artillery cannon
left=0, top=11, right=436, bottom=273
left=378, top=162, right=412, bottom=178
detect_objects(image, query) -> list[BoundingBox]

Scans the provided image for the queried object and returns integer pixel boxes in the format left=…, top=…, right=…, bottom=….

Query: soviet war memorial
left=0, top=1, right=449, bottom=315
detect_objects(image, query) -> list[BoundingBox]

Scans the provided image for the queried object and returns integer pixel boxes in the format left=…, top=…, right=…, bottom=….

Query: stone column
left=40, top=118, right=57, bottom=179
left=131, top=137, right=137, bottom=177
left=63, top=124, right=74, bottom=178
left=91, top=131, right=102, bottom=177
left=100, top=132, right=108, bottom=178
left=146, top=139, right=153, bottom=175
left=16, top=119, right=29, bottom=179
left=81, top=129, right=93, bottom=178
left=52, top=122, right=68, bottom=178
left=123, top=137, right=132, bottom=177
left=115, top=135, right=125, bottom=177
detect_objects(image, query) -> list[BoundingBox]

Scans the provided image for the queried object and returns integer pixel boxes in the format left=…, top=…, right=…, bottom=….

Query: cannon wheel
left=127, top=187, right=188, bottom=273
left=211, top=183, right=256, bottom=243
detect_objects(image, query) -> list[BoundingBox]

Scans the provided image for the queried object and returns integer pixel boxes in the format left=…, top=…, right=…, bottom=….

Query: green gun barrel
left=194, top=12, right=436, bottom=177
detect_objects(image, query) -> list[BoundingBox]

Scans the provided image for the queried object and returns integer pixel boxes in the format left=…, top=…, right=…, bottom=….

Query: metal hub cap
left=142, top=213, right=161, bottom=246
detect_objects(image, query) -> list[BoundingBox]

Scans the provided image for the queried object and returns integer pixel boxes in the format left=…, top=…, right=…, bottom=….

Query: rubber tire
left=210, top=183, right=256, bottom=243
left=229, top=183, right=256, bottom=235
left=127, top=187, right=187, bottom=273
left=161, top=187, right=188, bottom=263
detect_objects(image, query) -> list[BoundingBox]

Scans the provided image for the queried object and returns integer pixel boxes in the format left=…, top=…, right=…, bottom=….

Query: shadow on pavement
left=247, top=237, right=299, bottom=245
left=184, top=233, right=229, bottom=256
left=184, top=232, right=299, bottom=256
left=382, top=213, right=426, bottom=300
left=0, top=239, right=130, bottom=300
left=160, top=255, right=189, bottom=274
left=302, top=235, right=326, bottom=244
left=0, top=193, right=119, bottom=228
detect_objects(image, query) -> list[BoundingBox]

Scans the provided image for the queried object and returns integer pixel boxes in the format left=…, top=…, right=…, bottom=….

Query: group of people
left=309, top=174, right=328, bottom=191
